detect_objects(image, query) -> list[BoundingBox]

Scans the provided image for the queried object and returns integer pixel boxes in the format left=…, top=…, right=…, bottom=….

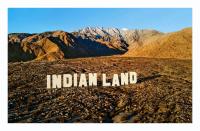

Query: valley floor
left=8, top=57, right=192, bottom=123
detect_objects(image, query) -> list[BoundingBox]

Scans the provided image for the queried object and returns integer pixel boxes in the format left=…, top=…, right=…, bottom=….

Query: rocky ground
left=8, top=57, right=192, bottom=123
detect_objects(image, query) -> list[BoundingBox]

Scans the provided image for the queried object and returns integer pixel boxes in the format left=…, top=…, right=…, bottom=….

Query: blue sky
left=8, top=8, right=192, bottom=33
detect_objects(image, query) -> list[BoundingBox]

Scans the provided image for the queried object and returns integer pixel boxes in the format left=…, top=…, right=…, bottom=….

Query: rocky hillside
left=8, top=27, right=192, bottom=62
left=8, top=57, right=192, bottom=122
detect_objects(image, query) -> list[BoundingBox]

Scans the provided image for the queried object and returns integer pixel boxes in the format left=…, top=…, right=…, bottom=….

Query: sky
left=8, top=8, right=192, bottom=33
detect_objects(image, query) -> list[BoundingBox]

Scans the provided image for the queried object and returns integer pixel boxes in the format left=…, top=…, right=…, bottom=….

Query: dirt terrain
left=8, top=57, right=192, bottom=123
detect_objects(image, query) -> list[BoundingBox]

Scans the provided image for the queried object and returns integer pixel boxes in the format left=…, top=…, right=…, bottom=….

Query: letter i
left=47, top=75, right=51, bottom=89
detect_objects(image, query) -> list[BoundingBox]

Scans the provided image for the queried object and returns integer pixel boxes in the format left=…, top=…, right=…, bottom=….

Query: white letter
left=129, top=72, right=137, bottom=84
left=89, top=73, right=97, bottom=86
left=102, top=74, right=111, bottom=86
left=112, top=74, right=120, bottom=86
left=63, top=74, right=72, bottom=87
left=47, top=75, right=51, bottom=89
left=79, top=74, right=87, bottom=87
left=120, top=73, right=129, bottom=85
left=73, top=73, right=78, bottom=87
left=52, top=75, right=62, bottom=88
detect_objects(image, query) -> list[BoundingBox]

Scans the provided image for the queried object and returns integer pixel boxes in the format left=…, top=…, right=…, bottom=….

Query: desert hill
left=123, top=27, right=192, bottom=59
left=8, top=30, right=126, bottom=62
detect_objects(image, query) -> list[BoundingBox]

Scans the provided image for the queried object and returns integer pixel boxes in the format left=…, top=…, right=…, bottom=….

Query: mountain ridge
left=8, top=27, right=192, bottom=62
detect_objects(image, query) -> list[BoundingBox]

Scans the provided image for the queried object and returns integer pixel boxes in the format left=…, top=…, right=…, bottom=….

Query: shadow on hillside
left=49, top=36, right=125, bottom=59
left=137, top=74, right=161, bottom=83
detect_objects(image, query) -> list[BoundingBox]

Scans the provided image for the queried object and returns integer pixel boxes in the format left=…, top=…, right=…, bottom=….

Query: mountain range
left=8, top=27, right=192, bottom=62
